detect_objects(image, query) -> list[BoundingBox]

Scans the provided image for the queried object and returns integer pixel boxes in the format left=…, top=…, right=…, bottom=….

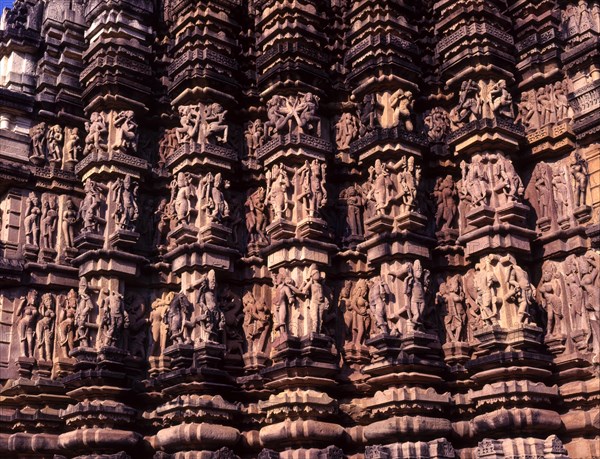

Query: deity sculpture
left=153, top=198, right=171, bottom=247
left=397, top=156, right=419, bottom=213
left=493, top=154, right=524, bottom=205
left=74, top=278, right=94, bottom=348
left=424, top=107, right=451, bottom=141
left=200, top=172, right=230, bottom=223
left=176, top=102, right=229, bottom=145
left=264, top=93, right=321, bottom=137
left=273, top=267, right=300, bottom=336
left=79, top=180, right=104, bottom=234
left=148, top=292, right=172, bottom=357
left=36, top=293, right=56, bottom=361
left=368, top=275, right=392, bottom=335
left=169, top=172, right=196, bottom=226
left=220, top=287, right=244, bottom=355
left=489, top=79, right=514, bottom=119
left=245, top=187, right=268, bottom=244
left=403, top=260, right=431, bottom=330
left=296, top=159, right=327, bottom=218
left=474, top=257, right=500, bottom=327
left=84, top=112, right=108, bottom=155
left=346, top=279, right=371, bottom=346
left=58, top=290, right=77, bottom=358
left=532, top=165, right=552, bottom=222
left=46, top=124, right=63, bottom=163
left=158, top=128, right=178, bottom=167
left=98, top=289, right=126, bottom=348
left=113, top=110, right=138, bottom=154
left=266, top=164, right=291, bottom=220
left=165, top=292, right=194, bottom=346
left=433, top=175, right=458, bottom=232
left=449, top=79, right=481, bottom=129
left=15, top=290, right=39, bottom=358
left=514, top=91, right=539, bottom=131
left=62, top=198, right=78, bottom=248
left=195, top=270, right=225, bottom=343
left=366, top=159, right=395, bottom=216
left=125, top=295, right=147, bottom=358
left=437, top=275, right=466, bottom=343
left=242, top=291, right=271, bottom=355
left=113, top=175, right=139, bottom=231
left=23, top=192, right=41, bottom=246
left=335, top=112, right=359, bottom=150
left=358, top=94, right=376, bottom=136
left=570, top=151, right=588, bottom=208
left=29, top=122, right=46, bottom=163
left=460, top=158, right=491, bottom=208
left=64, top=127, right=82, bottom=163
left=376, top=89, right=414, bottom=131
left=300, top=264, right=330, bottom=335
left=245, top=119, right=265, bottom=159
left=40, top=195, right=58, bottom=250
left=504, top=264, right=536, bottom=326
left=537, top=263, right=564, bottom=337
left=339, top=185, right=365, bottom=239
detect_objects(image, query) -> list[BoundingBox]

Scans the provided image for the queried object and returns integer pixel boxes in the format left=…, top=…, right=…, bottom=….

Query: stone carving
left=62, top=198, right=78, bottom=248
left=113, top=110, right=138, bottom=154
left=98, top=289, right=126, bottom=348
left=472, top=256, right=501, bottom=327
left=366, top=159, right=395, bottom=216
left=113, top=175, right=139, bottom=232
left=84, top=112, right=108, bottom=155
left=153, top=198, right=171, bottom=247
left=158, top=128, right=178, bottom=167
left=424, top=107, right=451, bottom=141
left=15, top=290, right=39, bottom=358
left=40, top=194, right=58, bottom=250
left=46, top=124, right=63, bottom=163
left=433, top=175, right=458, bottom=232
left=195, top=270, right=225, bottom=343
left=295, top=159, right=327, bottom=218
left=242, top=291, right=271, bottom=355
left=165, top=292, right=194, bottom=346
left=79, top=180, right=104, bottom=234
left=396, top=156, right=420, bottom=214
left=64, top=127, right=82, bottom=164
left=368, top=275, right=392, bottom=335
left=488, top=79, right=514, bottom=119
left=515, top=81, right=574, bottom=131
left=244, top=119, right=265, bottom=160
left=376, top=89, right=414, bottom=131
left=449, top=79, right=482, bottom=129
left=264, top=93, right=322, bottom=137
left=358, top=94, right=376, bottom=136
left=199, top=172, right=230, bottom=223
left=335, top=112, right=359, bottom=150
left=339, top=184, right=365, bottom=239
left=450, top=79, right=515, bottom=130
left=58, top=290, right=77, bottom=358
left=346, top=279, right=371, bottom=346
left=36, top=293, right=56, bottom=361
left=299, top=264, right=331, bottom=335
left=245, top=187, right=268, bottom=244
left=570, top=151, right=588, bottom=208
left=273, top=267, right=301, bottom=336
left=537, top=263, right=564, bottom=338
left=169, top=172, right=196, bottom=226
left=266, top=164, right=291, bottom=220
left=74, top=278, right=94, bottom=348
left=29, top=122, right=46, bottom=164
left=125, top=295, right=147, bottom=358
left=23, top=192, right=41, bottom=246
left=437, top=275, right=466, bottom=343
left=148, top=292, right=172, bottom=357
left=562, top=1, right=599, bottom=39
left=402, top=260, right=431, bottom=330
left=176, top=102, right=228, bottom=145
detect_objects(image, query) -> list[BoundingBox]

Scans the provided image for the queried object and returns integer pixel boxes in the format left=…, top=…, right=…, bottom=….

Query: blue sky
left=0, top=0, right=13, bottom=10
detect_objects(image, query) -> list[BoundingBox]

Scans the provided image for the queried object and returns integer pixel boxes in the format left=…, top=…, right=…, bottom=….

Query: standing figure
left=98, top=290, right=126, bottom=348
left=165, top=292, right=194, bottom=345
left=148, top=292, right=172, bottom=357
left=113, top=110, right=138, bottom=153
left=195, top=270, right=225, bottom=343
left=554, top=81, right=573, bottom=122
left=169, top=172, right=196, bottom=225
left=62, top=198, right=78, bottom=248
left=296, top=160, right=327, bottom=218
left=300, top=264, right=330, bottom=335
left=266, top=164, right=291, bottom=220
left=424, top=107, right=450, bottom=141
left=40, top=195, right=58, bottom=250
left=242, top=292, right=271, bottom=355
left=504, top=264, right=535, bottom=326
left=84, top=112, right=108, bottom=155
left=58, top=290, right=77, bottom=358
left=15, top=290, right=39, bottom=358
left=24, top=192, right=41, bottom=246
left=404, top=260, right=430, bottom=330
left=392, top=89, right=414, bottom=131
left=449, top=79, right=482, bottom=129
left=113, top=175, right=139, bottom=231
left=537, top=263, right=564, bottom=337
left=46, top=124, right=63, bottom=163
left=553, top=169, right=570, bottom=220
left=78, top=180, right=104, bottom=233
left=29, top=122, right=46, bottom=162
left=339, top=185, right=365, bottom=238
left=433, top=175, right=458, bottom=232
left=273, top=267, right=300, bottom=335
left=368, top=275, right=391, bottom=335
left=437, top=275, right=466, bottom=343
left=366, top=159, right=395, bottom=215
left=533, top=166, right=552, bottom=221
left=570, top=151, right=588, bottom=208
left=298, top=92, right=321, bottom=136
left=36, top=293, right=56, bottom=361
left=489, top=80, right=514, bottom=119
left=335, top=112, right=359, bottom=150
left=245, top=187, right=268, bottom=244
left=153, top=198, right=171, bottom=247
left=245, top=119, right=265, bottom=159
left=474, top=258, right=500, bottom=326
left=74, top=279, right=94, bottom=347
left=347, top=279, right=371, bottom=346
left=64, top=127, right=82, bottom=163
left=125, top=295, right=147, bottom=358
left=200, top=172, right=230, bottom=223
left=201, top=103, right=228, bottom=144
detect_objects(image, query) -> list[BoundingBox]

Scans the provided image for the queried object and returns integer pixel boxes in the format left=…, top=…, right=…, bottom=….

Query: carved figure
left=264, top=93, right=321, bottom=137
left=29, top=122, right=46, bottom=162
left=165, top=292, right=194, bottom=345
left=273, top=267, right=300, bottom=335
left=148, top=292, right=172, bottom=357
left=533, top=166, right=552, bottom=222
left=347, top=279, right=371, bottom=346
left=570, top=151, right=588, bottom=207
left=300, top=264, right=330, bottom=335
left=195, top=270, right=224, bottom=343
left=403, top=260, right=430, bottom=329
left=58, top=290, right=77, bottom=357
left=242, top=291, right=271, bottom=355
left=84, top=112, right=108, bottom=155
left=245, top=187, right=268, bottom=244
left=553, top=169, right=570, bottom=220
left=537, top=263, right=564, bottom=337
left=46, top=124, right=63, bottom=163
left=514, top=91, right=539, bottom=131
left=245, top=119, right=265, bottom=159
left=113, top=110, right=138, bottom=153
left=113, top=175, right=139, bottom=231
left=40, top=195, right=58, bottom=250
left=437, top=275, right=466, bottom=342
left=339, top=185, right=364, bottom=238
left=504, top=264, right=535, bottom=325
left=424, top=107, right=451, bottom=141
left=296, top=159, right=327, bottom=218
left=74, top=278, right=94, bottom=347
left=376, top=89, right=414, bottom=130
left=15, top=290, right=39, bottom=358
left=368, top=275, right=391, bottom=335
left=449, top=79, right=481, bottom=129
left=460, top=158, right=490, bottom=207
left=98, top=290, right=126, bottom=348
left=200, top=172, right=230, bottom=223
left=78, top=180, right=103, bottom=233
left=493, top=154, right=523, bottom=205
left=125, top=295, right=147, bottom=358
left=169, top=172, right=196, bottom=225
left=158, top=128, right=178, bottom=167
left=62, top=198, right=77, bottom=248
left=36, top=293, right=55, bottom=361
left=366, top=159, right=395, bottom=215
left=64, top=127, right=82, bottom=163
left=358, top=94, right=376, bottom=135
left=23, top=192, right=41, bottom=246
left=433, top=175, right=458, bottom=232
left=397, top=156, right=419, bottom=213
left=153, top=198, right=171, bottom=247
left=220, top=287, right=244, bottom=355
left=489, top=79, right=514, bottom=119
left=266, top=164, right=291, bottom=220
left=335, top=112, right=359, bottom=150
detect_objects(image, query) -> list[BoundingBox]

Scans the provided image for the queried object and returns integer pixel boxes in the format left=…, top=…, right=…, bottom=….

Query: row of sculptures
left=32, top=77, right=581, bottom=166
left=561, top=0, right=600, bottom=41
left=20, top=148, right=590, bottom=257
left=13, top=250, right=600, bottom=369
